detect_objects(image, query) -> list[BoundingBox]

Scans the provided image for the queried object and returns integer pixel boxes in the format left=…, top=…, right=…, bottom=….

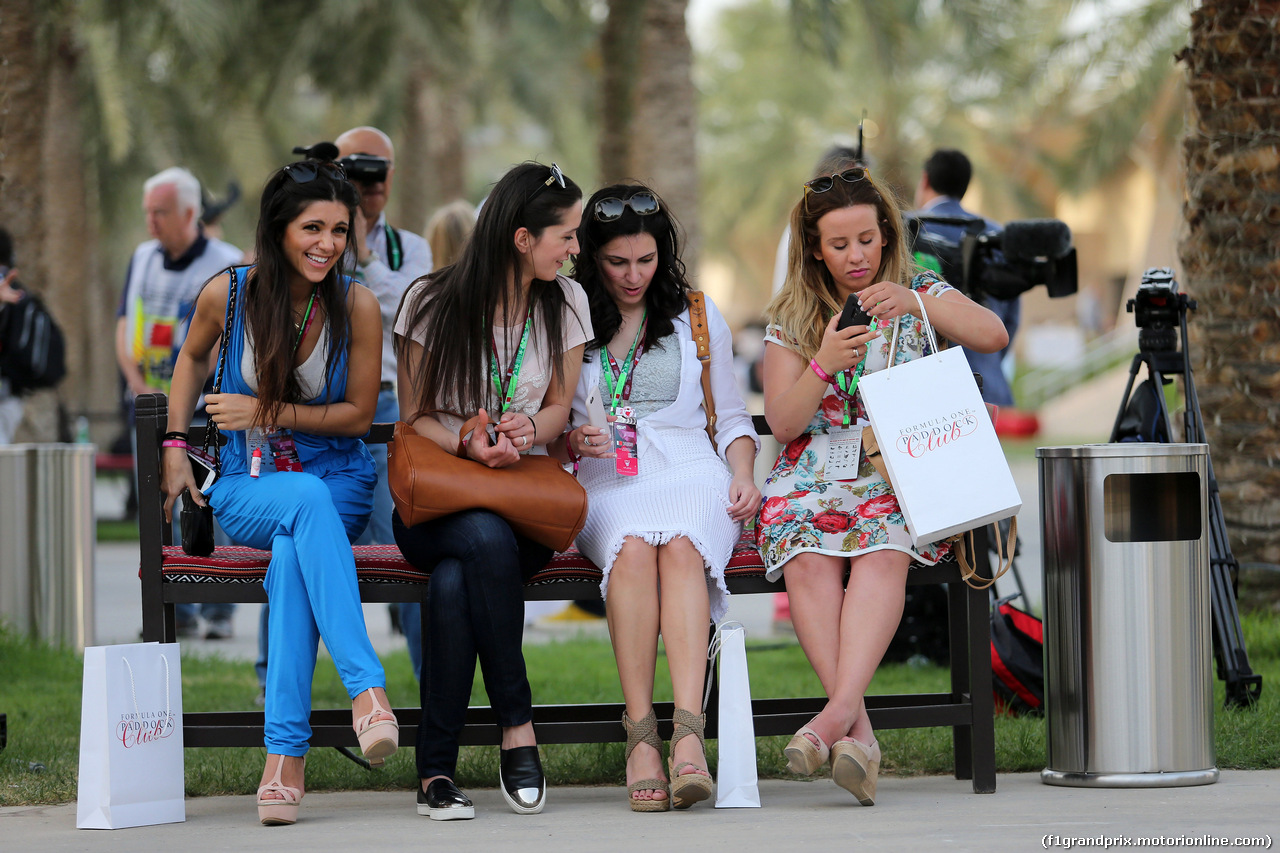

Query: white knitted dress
left=574, top=333, right=738, bottom=622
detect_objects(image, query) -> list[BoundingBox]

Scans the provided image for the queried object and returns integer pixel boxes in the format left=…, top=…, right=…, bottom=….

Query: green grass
left=96, top=519, right=140, bottom=542
left=3, top=610, right=1279, bottom=806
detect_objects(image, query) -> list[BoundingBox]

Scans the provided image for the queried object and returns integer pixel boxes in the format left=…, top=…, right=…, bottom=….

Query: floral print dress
left=757, top=272, right=954, bottom=581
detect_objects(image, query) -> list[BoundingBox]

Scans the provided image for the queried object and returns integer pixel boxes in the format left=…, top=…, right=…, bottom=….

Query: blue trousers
left=392, top=509, right=550, bottom=779
left=354, top=388, right=422, bottom=680
left=208, top=449, right=384, bottom=755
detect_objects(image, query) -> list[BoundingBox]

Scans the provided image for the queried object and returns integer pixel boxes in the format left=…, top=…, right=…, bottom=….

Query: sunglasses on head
left=803, top=166, right=868, bottom=195
left=593, top=192, right=661, bottom=222
left=527, top=162, right=567, bottom=205
left=283, top=160, right=348, bottom=184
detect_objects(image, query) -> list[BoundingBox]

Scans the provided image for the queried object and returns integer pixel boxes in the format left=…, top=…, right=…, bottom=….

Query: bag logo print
left=896, top=409, right=980, bottom=458
left=116, top=710, right=177, bottom=748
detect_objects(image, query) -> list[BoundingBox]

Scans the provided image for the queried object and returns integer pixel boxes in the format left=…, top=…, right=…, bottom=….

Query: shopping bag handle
left=883, top=289, right=939, bottom=373
left=705, top=621, right=745, bottom=713
left=122, top=653, right=173, bottom=719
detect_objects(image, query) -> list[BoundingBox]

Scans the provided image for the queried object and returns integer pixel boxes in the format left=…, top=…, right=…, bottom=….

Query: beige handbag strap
left=689, top=292, right=717, bottom=444
left=954, top=516, right=1017, bottom=590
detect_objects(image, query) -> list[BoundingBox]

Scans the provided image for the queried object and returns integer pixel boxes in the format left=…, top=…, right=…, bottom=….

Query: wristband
left=163, top=431, right=189, bottom=441
left=162, top=439, right=188, bottom=449
left=809, top=359, right=835, bottom=384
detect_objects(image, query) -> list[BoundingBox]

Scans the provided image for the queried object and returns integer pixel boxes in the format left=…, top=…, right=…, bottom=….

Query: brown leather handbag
left=386, top=420, right=589, bottom=552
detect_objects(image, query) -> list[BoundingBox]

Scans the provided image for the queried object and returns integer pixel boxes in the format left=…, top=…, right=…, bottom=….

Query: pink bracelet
left=809, top=359, right=835, bottom=384
left=161, top=439, right=188, bottom=449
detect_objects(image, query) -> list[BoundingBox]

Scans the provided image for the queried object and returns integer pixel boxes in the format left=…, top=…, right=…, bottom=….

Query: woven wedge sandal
left=622, top=710, right=670, bottom=813
left=668, top=708, right=713, bottom=810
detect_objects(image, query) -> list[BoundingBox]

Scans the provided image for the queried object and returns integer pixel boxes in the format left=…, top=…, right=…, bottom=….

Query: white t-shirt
left=394, top=274, right=592, bottom=443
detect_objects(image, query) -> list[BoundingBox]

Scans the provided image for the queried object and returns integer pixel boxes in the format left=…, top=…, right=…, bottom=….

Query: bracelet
left=809, top=359, right=835, bottom=384
left=530, top=415, right=538, bottom=441
left=163, top=431, right=188, bottom=441
left=161, top=439, right=188, bottom=449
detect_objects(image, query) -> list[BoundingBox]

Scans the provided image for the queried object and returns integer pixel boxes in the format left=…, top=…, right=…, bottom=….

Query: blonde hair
left=764, top=169, right=916, bottom=360
left=424, top=199, right=477, bottom=269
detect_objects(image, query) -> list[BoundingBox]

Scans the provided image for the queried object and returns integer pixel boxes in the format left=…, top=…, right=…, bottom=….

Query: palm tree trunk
left=398, top=59, right=468, bottom=235
left=631, top=0, right=700, bottom=272
left=599, top=0, right=647, bottom=183
left=1178, top=0, right=1280, bottom=564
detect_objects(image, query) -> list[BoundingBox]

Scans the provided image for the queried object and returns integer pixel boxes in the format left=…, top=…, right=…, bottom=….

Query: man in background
left=912, top=148, right=1018, bottom=408
left=0, top=229, right=24, bottom=443
left=115, top=167, right=242, bottom=639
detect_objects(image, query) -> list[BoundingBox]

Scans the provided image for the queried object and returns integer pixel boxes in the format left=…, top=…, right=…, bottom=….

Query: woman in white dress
left=553, top=184, right=760, bottom=812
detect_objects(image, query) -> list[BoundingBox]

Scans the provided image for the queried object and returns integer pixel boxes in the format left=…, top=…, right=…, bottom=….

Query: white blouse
left=569, top=296, right=759, bottom=461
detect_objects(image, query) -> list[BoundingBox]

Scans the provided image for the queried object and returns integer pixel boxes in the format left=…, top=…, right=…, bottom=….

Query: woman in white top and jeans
left=554, top=183, right=759, bottom=812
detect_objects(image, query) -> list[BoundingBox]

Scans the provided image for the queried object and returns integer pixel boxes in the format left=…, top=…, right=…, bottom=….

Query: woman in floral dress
left=757, top=164, right=1007, bottom=804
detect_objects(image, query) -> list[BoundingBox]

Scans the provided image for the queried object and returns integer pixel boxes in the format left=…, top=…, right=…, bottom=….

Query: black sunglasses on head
left=593, top=192, right=661, bottom=222
left=803, top=166, right=868, bottom=195
left=283, top=160, right=348, bottom=184
left=527, top=162, right=567, bottom=205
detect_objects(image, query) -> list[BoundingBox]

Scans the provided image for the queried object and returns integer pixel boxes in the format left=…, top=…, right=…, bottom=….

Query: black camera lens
left=337, top=154, right=389, bottom=184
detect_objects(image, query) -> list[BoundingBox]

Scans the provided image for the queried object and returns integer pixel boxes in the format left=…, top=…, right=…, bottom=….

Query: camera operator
left=913, top=148, right=1019, bottom=408
left=335, top=126, right=434, bottom=674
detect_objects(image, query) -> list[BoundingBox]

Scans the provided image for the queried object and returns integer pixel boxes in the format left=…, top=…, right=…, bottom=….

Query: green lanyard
left=489, top=314, right=533, bottom=414
left=833, top=364, right=870, bottom=428
left=293, top=286, right=318, bottom=353
left=601, top=311, right=647, bottom=414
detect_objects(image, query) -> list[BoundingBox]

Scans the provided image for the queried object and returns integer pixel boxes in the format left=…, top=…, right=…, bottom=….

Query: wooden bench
left=134, top=392, right=996, bottom=792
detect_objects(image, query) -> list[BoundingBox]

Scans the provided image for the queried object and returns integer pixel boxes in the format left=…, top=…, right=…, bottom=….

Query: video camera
left=1128, top=267, right=1195, bottom=353
left=905, top=214, right=1078, bottom=304
left=292, top=142, right=390, bottom=184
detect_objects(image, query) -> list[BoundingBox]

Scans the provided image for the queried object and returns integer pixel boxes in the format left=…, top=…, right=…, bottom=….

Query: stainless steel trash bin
left=0, top=444, right=95, bottom=650
left=1038, top=443, right=1217, bottom=788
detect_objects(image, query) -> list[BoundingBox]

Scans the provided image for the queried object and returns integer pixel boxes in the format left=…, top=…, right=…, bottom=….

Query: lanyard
left=293, top=286, right=318, bottom=354
left=489, top=313, right=533, bottom=414
left=601, top=312, right=647, bottom=413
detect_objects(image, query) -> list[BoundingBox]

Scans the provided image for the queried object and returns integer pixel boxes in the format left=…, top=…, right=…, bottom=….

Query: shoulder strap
left=688, top=292, right=717, bottom=445
left=383, top=224, right=403, bottom=271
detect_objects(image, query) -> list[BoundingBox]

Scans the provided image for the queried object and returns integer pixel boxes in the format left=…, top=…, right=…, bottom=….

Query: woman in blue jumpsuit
left=161, top=160, right=396, bottom=826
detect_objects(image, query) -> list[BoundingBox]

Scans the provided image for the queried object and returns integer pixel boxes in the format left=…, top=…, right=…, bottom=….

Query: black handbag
left=179, top=267, right=238, bottom=556
left=179, top=488, right=215, bottom=556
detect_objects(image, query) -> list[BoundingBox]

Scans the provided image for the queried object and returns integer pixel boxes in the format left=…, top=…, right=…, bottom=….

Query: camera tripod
left=1109, top=291, right=1263, bottom=708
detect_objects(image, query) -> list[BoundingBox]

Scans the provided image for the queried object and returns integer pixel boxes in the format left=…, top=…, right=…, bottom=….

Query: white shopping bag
left=858, top=294, right=1021, bottom=546
left=712, top=621, right=760, bottom=808
left=77, top=642, right=185, bottom=829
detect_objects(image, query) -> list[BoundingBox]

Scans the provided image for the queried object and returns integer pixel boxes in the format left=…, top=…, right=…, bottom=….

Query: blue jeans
left=354, top=388, right=422, bottom=679
left=209, top=449, right=382, bottom=755
left=392, top=509, right=550, bottom=780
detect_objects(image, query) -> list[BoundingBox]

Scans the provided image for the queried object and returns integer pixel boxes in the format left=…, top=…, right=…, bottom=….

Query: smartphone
left=187, top=447, right=218, bottom=492
left=837, top=294, right=873, bottom=330
left=584, top=383, right=609, bottom=428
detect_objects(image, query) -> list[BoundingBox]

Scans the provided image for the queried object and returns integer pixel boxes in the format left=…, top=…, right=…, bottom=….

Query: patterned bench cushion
left=159, top=528, right=770, bottom=587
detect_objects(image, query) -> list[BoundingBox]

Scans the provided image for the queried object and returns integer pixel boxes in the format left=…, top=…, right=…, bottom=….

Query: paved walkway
left=5, top=773, right=1276, bottom=851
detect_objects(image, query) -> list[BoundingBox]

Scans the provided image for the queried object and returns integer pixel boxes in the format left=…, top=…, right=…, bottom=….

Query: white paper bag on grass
left=712, top=621, right=760, bottom=808
left=77, top=642, right=185, bottom=829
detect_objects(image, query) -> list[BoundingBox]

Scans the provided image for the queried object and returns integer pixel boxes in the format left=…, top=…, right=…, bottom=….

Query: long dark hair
left=570, top=183, right=690, bottom=353
left=396, top=161, right=583, bottom=420
left=246, top=161, right=361, bottom=426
